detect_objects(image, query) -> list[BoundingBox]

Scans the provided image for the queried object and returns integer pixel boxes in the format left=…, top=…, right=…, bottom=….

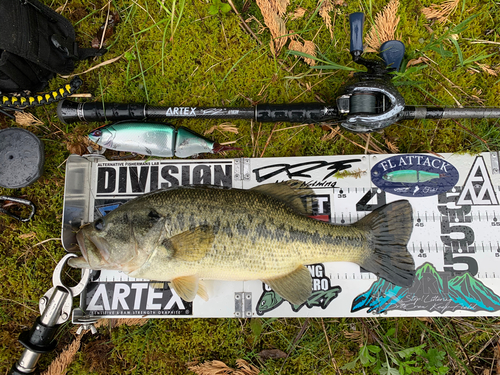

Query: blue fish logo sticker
left=371, top=154, right=459, bottom=198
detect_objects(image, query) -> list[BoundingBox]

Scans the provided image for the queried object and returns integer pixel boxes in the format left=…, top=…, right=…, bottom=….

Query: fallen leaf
left=66, top=134, right=92, bottom=156
left=258, top=349, right=287, bottom=360
left=92, top=11, right=120, bottom=48
left=406, top=56, right=429, bottom=67
left=19, top=232, right=37, bottom=240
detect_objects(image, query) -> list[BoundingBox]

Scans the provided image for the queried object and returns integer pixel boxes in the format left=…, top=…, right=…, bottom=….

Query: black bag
left=0, top=0, right=106, bottom=94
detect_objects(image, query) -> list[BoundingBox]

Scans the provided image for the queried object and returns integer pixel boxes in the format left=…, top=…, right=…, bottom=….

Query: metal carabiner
left=0, top=196, right=36, bottom=222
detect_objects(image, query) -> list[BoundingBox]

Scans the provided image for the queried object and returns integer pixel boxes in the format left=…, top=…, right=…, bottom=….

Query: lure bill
left=382, top=170, right=446, bottom=183
left=88, top=122, right=239, bottom=158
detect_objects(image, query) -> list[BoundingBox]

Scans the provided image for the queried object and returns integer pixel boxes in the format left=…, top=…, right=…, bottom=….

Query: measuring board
left=62, top=152, right=500, bottom=319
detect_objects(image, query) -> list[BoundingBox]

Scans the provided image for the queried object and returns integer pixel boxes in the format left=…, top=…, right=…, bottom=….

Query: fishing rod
left=57, top=13, right=500, bottom=133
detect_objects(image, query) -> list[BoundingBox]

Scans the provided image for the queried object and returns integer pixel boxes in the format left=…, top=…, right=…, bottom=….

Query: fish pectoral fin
left=150, top=281, right=166, bottom=289
left=169, top=275, right=200, bottom=302
left=197, top=280, right=209, bottom=301
left=167, top=225, right=214, bottom=262
left=262, top=265, right=312, bottom=306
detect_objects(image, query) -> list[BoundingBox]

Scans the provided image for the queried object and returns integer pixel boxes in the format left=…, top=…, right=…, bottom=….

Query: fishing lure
left=382, top=170, right=446, bottom=183
left=88, top=121, right=238, bottom=158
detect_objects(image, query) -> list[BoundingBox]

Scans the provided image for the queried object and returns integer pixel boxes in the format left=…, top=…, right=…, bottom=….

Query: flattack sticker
left=371, top=154, right=459, bottom=198
left=256, top=264, right=341, bottom=315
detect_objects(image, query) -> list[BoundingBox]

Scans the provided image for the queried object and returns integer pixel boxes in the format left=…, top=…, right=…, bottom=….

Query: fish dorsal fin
left=250, top=180, right=317, bottom=215
left=262, top=265, right=312, bottom=305
left=170, top=275, right=199, bottom=302
left=165, top=225, right=214, bottom=262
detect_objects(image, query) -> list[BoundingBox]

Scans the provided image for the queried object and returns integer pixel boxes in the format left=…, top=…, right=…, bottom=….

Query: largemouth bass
left=69, top=181, right=415, bottom=305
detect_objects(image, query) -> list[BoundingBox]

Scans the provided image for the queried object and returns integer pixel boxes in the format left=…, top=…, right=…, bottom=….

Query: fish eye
left=94, top=218, right=105, bottom=231
left=92, top=130, right=102, bottom=137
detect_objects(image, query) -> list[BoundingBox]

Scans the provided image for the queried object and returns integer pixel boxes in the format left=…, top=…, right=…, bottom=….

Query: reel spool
left=350, top=92, right=378, bottom=114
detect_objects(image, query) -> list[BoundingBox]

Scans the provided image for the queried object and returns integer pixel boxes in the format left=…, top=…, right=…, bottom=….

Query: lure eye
left=92, top=130, right=102, bottom=137
left=94, top=218, right=105, bottom=231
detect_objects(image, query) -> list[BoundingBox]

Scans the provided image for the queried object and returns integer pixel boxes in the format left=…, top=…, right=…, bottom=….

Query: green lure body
left=88, top=122, right=215, bottom=158
left=382, top=170, right=442, bottom=183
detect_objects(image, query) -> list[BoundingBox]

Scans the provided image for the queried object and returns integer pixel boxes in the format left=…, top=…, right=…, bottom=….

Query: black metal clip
left=0, top=196, right=36, bottom=222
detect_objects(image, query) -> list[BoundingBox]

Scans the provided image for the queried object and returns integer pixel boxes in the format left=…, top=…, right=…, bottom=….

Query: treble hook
left=0, top=196, right=36, bottom=222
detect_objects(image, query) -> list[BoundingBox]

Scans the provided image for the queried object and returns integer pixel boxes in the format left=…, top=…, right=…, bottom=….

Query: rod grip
left=57, top=100, right=146, bottom=124
left=256, top=103, right=338, bottom=123
left=349, top=12, right=365, bottom=56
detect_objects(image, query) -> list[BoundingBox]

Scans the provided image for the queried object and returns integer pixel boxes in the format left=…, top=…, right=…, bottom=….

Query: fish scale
left=139, top=188, right=366, bottom=279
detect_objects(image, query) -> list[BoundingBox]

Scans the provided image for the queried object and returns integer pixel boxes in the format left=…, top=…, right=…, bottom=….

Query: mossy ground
left=1, top=0, right=500, bottom=373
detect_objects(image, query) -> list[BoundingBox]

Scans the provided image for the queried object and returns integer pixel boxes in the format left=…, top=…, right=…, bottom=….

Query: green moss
left=2, top=0, right=500, bottom=373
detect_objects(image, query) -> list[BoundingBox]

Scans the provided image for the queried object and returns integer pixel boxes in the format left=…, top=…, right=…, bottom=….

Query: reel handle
left=349, top=12, right=365, bottom=59
left=349, top=12, right=405, bottom=72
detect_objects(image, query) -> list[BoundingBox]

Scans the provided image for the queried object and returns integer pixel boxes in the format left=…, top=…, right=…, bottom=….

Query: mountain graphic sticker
left=351, top=263, right=500, bottom=314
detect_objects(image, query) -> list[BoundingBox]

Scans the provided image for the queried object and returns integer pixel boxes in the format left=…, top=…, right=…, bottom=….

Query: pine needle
left=95, top=317, right=149, bottom=328
left=272, top=0, right=289, bottom=17
left=476, top=63, right=498, bottom=76
left=384, top=138, right=400, bottom=153
left=292, top=7, right=307, bottom=20
left=41, top=335, right=82, bottom=375
left=255, top=0, right=288, bottom=53
left=422, top=0, right=459, bottom=23
left=188, top=359, right=260, bottom=375
left=204, top=123, right=239, bottom=136
left=14, top=111, right=44, bottom=127
left=319, top=0, right=334, bottom=39
left=365, top=0, right=400, bottom=52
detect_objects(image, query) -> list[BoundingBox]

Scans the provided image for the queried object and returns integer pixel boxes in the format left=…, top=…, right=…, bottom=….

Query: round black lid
left=0, top=128, right=44, bottom=188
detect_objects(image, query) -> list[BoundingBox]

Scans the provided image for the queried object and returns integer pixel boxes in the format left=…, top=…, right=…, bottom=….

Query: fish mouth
left=68, top=230, right=93, bottom=268
left=76, top=230, right=88, bottom=259
left=68, top=227, right=111, bottom=269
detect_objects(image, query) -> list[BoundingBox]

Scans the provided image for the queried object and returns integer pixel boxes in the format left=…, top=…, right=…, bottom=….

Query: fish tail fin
left=354, top=200, right=415, bottom=287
